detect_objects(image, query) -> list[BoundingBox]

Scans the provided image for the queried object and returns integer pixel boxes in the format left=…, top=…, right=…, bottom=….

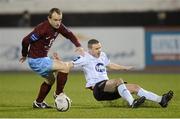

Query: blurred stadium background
left=0, top=0, right=180, bottom=72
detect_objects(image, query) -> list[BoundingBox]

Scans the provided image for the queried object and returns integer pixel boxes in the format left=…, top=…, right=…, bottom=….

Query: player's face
left=48, top=12, right=62, bottom=29
left=90, top=43, right=102, bottom=58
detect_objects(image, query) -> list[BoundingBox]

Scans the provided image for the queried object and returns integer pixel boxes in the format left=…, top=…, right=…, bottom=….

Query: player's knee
left=58, top=66, right=70, bottom=73
left=134, top=84, right=140, bottom=90
left=132, top=84, right=141, bottom=93
left=58, top=62, right=71, bottom=73
left=64, top=65, right=70, bottom=73
left=65, top=62, right=72, bottom=73
left=116, top=78, right=124, bottom=86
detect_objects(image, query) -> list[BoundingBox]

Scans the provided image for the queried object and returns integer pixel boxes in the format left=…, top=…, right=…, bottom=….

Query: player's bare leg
left=104, top=79, right=145, bottom=108
left=104, top=79, right=124, bottom=92
left=51, top=53, right=71, bottom=96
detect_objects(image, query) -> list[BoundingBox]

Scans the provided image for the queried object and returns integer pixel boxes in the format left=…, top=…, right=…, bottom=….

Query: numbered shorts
left=28, top=57, right=53, bottom=77
left=93, top=80, right=121, bottom=101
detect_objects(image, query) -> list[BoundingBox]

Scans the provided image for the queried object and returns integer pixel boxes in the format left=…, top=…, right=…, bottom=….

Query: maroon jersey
left=21, top=20, right=81, bottom=58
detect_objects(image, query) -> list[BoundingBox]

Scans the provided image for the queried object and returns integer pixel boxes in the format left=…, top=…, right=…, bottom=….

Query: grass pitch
left=0, top=72, right=179, bottom=118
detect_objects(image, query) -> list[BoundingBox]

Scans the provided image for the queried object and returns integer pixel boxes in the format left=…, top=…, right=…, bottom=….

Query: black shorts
left=93, top=80, right=121, bottom=101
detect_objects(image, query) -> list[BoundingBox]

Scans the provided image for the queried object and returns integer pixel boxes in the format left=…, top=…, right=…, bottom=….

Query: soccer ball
left=54, top=93, right=71, bottom=112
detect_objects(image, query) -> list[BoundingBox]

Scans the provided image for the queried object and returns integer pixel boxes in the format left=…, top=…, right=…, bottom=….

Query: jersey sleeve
left=29, top=23, right=46, bottom=42
left=21, top=35, right=30, bottom=57
left=59, top=24, right=81, bottom=47
left=103, top=52, right=110, bottom=66
left=21, top=23, right=44, bottom=57
left=72, top=55, right=86, bottom=68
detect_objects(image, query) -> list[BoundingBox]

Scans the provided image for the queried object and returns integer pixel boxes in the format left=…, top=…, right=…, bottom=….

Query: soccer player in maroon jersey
left=19, top=8, right=84, bottom=108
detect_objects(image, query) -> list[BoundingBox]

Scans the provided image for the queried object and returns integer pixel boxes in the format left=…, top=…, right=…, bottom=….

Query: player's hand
left=19, top=56, right=26, bottom=63
left=53, top=52, right=61, bottom=60
left=75, top=47, right=85, bottom=56
left=123, top=66, right=134, bottom=70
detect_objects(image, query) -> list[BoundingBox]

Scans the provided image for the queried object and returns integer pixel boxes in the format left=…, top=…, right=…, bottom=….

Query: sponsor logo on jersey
left=95, top=63, right=105, bottom=72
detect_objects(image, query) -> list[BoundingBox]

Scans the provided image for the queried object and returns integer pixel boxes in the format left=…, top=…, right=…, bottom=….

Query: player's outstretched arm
left=107, top=63, right=133, bottom=71
left=75, top=47, right=85, bottom=56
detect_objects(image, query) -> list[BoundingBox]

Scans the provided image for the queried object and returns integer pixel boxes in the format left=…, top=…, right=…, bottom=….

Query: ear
left=47, top=16, right=51, bottom=23
left=47, top=16, right=50, bottom=20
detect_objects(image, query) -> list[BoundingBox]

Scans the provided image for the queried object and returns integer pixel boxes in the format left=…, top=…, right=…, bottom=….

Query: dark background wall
left=0, top=11, right=180, bottom=27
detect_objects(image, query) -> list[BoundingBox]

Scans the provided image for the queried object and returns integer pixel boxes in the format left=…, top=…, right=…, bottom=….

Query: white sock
left=137, top=88, right=162, bottom=103
left=117, top=84, right=134, bottom=105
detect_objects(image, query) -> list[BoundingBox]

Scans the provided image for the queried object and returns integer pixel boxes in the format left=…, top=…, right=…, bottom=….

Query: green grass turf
left=0, top=72, right=179, bottom=118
